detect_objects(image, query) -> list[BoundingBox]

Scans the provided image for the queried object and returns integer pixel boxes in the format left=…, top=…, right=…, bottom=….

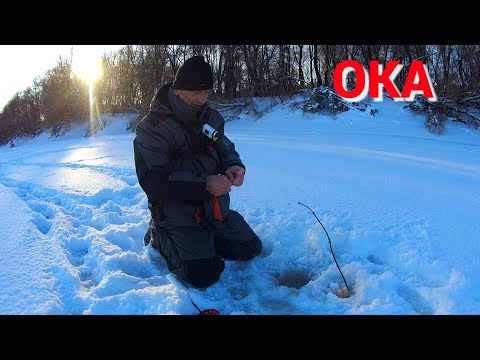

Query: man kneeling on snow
left=133, top=55, right=262, bottom=288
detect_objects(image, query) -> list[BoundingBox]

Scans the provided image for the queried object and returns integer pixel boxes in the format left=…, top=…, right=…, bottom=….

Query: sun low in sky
left=72, top=48, right=104, bottom=85
left=0, top=45, right=123, bottom=110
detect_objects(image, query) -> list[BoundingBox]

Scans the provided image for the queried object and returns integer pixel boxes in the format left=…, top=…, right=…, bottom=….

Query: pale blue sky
left=0, top=45, right=123, bottom=110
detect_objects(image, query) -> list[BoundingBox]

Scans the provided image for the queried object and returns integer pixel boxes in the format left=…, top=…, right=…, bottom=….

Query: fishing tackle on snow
left=167, top=274, right=220, bottom=315
left=298, top=202, right=350, bottom=296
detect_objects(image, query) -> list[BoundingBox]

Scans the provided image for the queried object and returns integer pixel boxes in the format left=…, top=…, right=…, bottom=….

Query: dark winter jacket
left=133, top=83, right=245, bottom=229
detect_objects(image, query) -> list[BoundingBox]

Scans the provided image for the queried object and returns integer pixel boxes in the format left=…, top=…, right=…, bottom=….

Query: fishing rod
left=298, top=202, right=350, bottom=297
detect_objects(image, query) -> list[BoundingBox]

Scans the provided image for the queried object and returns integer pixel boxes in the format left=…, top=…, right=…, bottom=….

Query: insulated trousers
left=145, top=210, right=262, bottom=288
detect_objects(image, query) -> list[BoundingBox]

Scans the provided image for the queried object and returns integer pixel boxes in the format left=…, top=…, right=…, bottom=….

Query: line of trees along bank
left=1, top=45, right=479, bottom=146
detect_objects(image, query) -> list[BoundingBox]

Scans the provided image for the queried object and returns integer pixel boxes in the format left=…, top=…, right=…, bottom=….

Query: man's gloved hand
left=206, top=175, right=232, bottom=196
left=225, top=165, right=245, bottom=187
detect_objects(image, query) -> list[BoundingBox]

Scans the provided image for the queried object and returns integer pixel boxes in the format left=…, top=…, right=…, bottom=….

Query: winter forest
left=1, top=45, right=479, bottom=146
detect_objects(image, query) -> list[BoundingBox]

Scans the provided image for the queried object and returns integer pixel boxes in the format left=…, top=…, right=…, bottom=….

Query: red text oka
left=333, top=60, right=437, bottom=102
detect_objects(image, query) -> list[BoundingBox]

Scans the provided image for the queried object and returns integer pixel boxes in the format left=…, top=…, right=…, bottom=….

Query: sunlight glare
left=69, top=46, right=111, bottom=131
left=72, top=57, right=102, bottom=85
left=71, top=46, right=104, bottom=85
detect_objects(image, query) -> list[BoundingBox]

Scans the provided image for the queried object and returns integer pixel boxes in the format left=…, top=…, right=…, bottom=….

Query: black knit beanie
left=172, top=55, right=213, bottom=91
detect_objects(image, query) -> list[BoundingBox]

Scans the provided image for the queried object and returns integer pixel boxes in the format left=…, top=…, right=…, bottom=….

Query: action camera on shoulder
left=202, top=124, right=218, bottom=141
